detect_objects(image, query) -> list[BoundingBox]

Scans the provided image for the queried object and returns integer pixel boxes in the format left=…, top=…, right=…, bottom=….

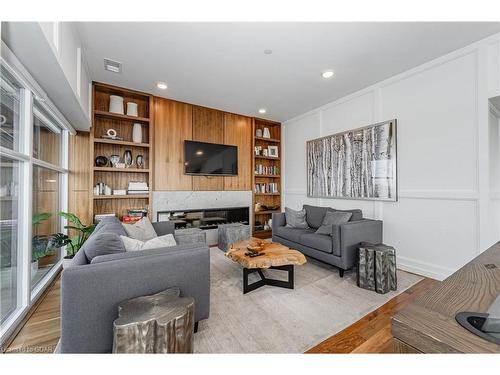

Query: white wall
left=283, top=33, right=500, bottom=280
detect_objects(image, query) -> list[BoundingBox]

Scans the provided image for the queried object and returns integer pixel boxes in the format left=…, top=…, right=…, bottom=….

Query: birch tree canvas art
left=307, top=120, right=397, bottom=201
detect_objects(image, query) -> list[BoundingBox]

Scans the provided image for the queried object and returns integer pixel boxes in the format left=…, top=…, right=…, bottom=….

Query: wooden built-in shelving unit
left=90, top=82, right=153, bottom=220
left=252, top=118, right=282, bottom=238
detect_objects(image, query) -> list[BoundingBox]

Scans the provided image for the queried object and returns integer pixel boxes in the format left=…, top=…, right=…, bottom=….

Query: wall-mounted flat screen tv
left=184, top=140, right=238, bottom=176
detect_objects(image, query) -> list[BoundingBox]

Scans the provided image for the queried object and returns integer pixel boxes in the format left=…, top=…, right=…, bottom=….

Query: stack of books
left=127, top=181, right=149, bottom=195
left=122, top=209, right=148, bottom=223
left=95, top=213, right=116, bottom=222
left=254, top=183, right=279, bottom=194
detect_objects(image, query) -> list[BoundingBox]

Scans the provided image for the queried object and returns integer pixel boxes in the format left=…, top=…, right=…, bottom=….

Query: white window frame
left=0, top=45, right=71, bottom=345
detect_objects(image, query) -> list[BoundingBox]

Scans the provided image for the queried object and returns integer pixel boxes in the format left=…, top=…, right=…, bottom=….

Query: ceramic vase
left=263, top=127, right=271, bottom=138
left=109, top=95, right=124, bottom=114
left=124, top=150, right=133, bottom=167
left=126, top=102, right=138, bottom=117
left=132, top=123, right=143, bottom=144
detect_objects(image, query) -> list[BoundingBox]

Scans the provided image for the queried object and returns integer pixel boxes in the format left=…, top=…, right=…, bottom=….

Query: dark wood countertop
left=392, top=242, right=500, bottom=353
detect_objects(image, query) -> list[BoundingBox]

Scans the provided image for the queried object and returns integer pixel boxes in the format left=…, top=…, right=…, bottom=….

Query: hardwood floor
left=306, top=277, right=439, bottom=353
left=4, top=274, right=437, bottom=354
left=5, top=277, right=61, bottom=353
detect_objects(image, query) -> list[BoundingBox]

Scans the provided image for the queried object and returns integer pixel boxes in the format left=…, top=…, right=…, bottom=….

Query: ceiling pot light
left=264, top=49, right=273, bottom=55
left=322, top=70, right=334, bottom=79
left=156, top=82, right=168, bottom=90
left=258, top=108, right=266, bottom=114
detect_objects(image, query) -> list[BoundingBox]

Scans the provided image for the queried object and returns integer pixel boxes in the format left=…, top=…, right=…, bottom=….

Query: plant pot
left=31, top=260, right=38, bottom=279
left=62, top=258, right=73, bottom=269
left=38, top=252, right=57, bottom=268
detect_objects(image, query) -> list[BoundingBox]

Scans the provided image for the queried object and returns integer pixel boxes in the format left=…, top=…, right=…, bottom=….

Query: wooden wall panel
left=154, top=98, right=193, bottom=190
left=192, top=106, right=224, bottom=191
left=223, top=113, right=252, bottom=190
left=68, top=132, right=92, bottom=224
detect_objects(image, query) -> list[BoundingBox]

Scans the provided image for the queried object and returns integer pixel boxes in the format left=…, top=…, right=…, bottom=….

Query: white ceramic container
left=132, top=123, right=143, bottom=143
left=109, top=95, right=124, bottom=114
left=126, top=102, right=138, bottom=117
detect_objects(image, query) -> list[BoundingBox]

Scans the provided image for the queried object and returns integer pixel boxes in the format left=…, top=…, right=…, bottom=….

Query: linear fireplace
left=156, top=206, right=249, bottom=230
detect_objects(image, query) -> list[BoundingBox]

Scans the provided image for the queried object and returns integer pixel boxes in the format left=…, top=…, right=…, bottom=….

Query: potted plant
left=58, top=212, right=96, bottom=259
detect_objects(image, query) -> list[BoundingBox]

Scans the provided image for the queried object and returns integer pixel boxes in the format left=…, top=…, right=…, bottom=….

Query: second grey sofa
left=60, top=217, right=210, bottom=353
left=272, top=204, right=382, bottom=277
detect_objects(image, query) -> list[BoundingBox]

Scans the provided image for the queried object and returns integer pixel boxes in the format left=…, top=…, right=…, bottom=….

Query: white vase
left=132, top=123, right=143, bottom=143
left=109, top=95, right=124, bottom=114
left=126, top=102, right=138, bottom=117
left=263, top=127, right=271, bottom=138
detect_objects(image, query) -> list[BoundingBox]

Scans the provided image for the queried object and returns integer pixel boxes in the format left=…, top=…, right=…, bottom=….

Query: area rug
left=194, top=247, right=422, bottom=353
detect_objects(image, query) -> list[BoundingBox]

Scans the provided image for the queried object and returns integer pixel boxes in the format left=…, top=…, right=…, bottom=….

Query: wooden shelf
left=94, top=167, right=150, bottom=173
left=253, top=229, right=272, bottom=239
left=94, top=195, right=149, bottom=200
left=255, top=193, right=280, bottom=196
left=93, top=138, right=150, bottom=148
left=254, top=174, right=281, bottom=178
left=255, top=155, right=280, bottom=161
left=94, top=110, right=150, bottom=123
left=255, top=136, right=280, bottom=143
left=254, top=210, right=280, bottom=215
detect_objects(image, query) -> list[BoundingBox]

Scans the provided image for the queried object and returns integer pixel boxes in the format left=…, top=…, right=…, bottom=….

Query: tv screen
left=184, top=140, right=238, bottom=176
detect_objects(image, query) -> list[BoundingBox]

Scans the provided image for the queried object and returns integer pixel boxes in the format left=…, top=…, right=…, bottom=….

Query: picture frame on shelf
left=268, top=146, right=279, bottom=158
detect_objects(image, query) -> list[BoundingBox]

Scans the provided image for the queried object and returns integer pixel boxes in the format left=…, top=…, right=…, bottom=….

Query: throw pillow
left=285, top=207, right=309, bottom=229
left=315, top=210, right=352, bottom=235
left=82, top=232, right=126, bottom=262
left=122, top=217, right=158, bottom=242
left=120, top=234, right=177, bottom=251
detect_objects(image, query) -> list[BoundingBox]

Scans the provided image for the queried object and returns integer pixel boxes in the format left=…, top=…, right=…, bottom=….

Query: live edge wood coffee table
left=225, top=238, right=307, bottom=294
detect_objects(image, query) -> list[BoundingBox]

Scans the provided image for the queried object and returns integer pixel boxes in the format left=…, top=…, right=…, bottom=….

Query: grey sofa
left=272, top=204, right=382, bottom=277
left=60, top=217, right=210, bottom=353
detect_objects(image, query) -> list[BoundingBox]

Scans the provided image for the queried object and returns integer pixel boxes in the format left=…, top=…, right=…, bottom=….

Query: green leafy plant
left=32, top=212, right=52, bottom=262
left=58, top=212, right=96, bottom=258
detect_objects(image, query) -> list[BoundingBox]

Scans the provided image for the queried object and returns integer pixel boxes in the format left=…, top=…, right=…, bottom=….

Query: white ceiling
left=77, top=22, right=500, bottom=122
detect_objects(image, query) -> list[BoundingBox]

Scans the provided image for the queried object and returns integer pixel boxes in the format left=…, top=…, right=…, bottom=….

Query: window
left=0, top=53, right=69, bottom=343
left=0, top=157, right=21, bottom=324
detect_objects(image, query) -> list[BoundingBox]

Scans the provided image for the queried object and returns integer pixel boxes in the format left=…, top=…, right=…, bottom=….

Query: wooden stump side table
left=357, top=243, right=397, bottom=294
left=113, top=288, right=195, bottom=353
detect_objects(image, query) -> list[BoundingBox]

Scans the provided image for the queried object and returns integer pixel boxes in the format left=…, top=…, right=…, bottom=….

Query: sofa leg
left=339, top=268, right=344, bottom=278
left=194, top=321, right=199, bottom=333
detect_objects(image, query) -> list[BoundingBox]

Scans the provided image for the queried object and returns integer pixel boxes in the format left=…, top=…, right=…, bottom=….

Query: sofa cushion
left=122, top=217, right=158, bottom=241
left=302, top=205, right=328, bottom=228
left=328, top=208, right=363, bottom=221
left=299, top=233, right=334, bottom=254
left=315, top=211, right=352, bottom=235
left=121, top=234, right=177, bottom=251
left=82, top=232, right=126, bottom=262
left=285, top=207, right=309, bottom=229
left=274, top=226, right=314, bottom=243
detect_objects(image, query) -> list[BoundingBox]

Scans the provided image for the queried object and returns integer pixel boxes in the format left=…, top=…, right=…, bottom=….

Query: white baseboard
left=397, top=256, right=454, bottom=281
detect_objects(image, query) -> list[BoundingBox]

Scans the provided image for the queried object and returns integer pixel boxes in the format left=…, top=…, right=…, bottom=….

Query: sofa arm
left=272, top=212, right=286, bottom=233
left=338, top=219, right=383, bottom=269
left=60, top=245, right=210, bottom=353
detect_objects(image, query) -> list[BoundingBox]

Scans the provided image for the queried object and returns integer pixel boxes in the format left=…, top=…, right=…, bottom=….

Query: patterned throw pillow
left=122, top=217, right=158, bottom=241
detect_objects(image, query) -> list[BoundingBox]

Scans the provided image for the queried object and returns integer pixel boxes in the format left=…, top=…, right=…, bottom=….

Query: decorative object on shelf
left=115, top=162, right=126, bottom=169
left=136, top=154, right=145, bottom=169
left=94, top=182, right=112, bottom=196
left=95, top=156, right=109, bottom=167
left=127, top=181, right=149, bottom=195
left=113, top=288, right=194, bottom=353
left=254, top=146, right=262, bottom=156
left=124, top=150, right=133, bottom=167
left=109, top=154, right=120, bottom=167
left=268, top=218, right=273, bottom=228
left=262, top=127, right=271, bottom=138
left=262, top=149, right=268, bottom=157
left=126, top=102, right=138, bottom=117
left=307, top=119, right=397, bottom=201
left=268, top=146, right=279, bottom=158
left=101, top=128, right=123, bottom=141
left=132, top=123, right=143, bottom=144
left=256, top=128, right=263, bottom=138
left=109, top=95, right=124, bottom=114
left=113, top=189, right=126, bottom=196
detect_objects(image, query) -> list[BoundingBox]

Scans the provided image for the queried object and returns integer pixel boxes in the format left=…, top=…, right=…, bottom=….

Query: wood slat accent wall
left=223, top=113, right=252, bottom=191
left=153, top=97, right=193, bottom=190
left=192, top=106, right=224, bottom=191
left=68, top=132, right=92, bottom=224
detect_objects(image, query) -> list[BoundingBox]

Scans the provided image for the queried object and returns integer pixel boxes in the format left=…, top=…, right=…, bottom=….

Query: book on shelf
left=254, top=164, right=280, bottom=176
left=94, top=213, right=116, bottom=222
left=122, top=216, right=143, bottom=223
left=127, top=190, right=149, bottom=195
left=254, top=183, right=279, bottom=194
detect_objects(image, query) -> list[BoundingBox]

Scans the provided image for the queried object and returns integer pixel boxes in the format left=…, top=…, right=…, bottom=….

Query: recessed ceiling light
left=258, top=108, right=267, bottom=114
left=156, top=82, right=168, bottom=90
left=264, top=49, right=273, bottom=55
left=322, top=70, right=335, bottom=79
